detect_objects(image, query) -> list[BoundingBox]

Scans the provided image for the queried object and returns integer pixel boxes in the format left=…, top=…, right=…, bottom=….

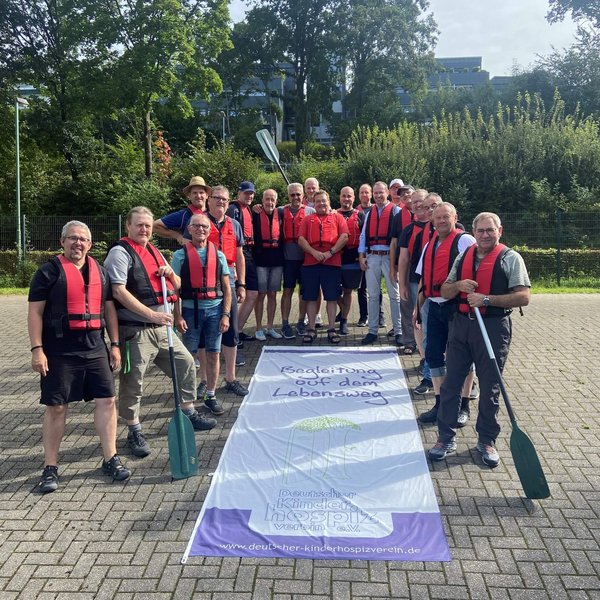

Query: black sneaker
left=196, top=380, right=207, bottom=401
left=456, top=409, right=470, bottom=428
left=418, top=405, right=438, bottom=423
left=127, top=429, right=151, bottom=457
left=239, top=332, right=255, bottom=342
left=281, top=324, right=295, bottom=339
left=235, top=352, right=246, bottom=367
left=339, top=319, right=349, bottom=335
left=224, top=379, right=249, bottom=396
left=357, top=317, right=367, bottom=327
left=186, top=410, right=217, bottom=431
left=387, top=328, right=395, bottom=337
left=414, top=379, right=433, bottom=395
left=204, top=396, right=224, bottom=415
left=296, top=321, right=307, bottom=336
left=361, top=332, right=378, bottom=345
left=102, top=455, right=131, bottom=481
left=39, top=465, right=59, bottom=493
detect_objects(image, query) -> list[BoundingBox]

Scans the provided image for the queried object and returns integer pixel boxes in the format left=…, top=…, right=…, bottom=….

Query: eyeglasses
left=475, top=228, right=498, bottom=235
left=190, top=223, right=210, bottom=230
left=210, top=196, right=229, bottom=202
left=65, top=235, right=90, bottom=243
left=289, top=192, right=302, bottom=197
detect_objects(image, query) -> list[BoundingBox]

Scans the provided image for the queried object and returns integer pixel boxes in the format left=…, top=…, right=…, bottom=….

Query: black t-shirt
left=28, top=258, right=111, bottom=357
left=252, top=208, right=285, bottom=268
left=398, top=221, right=430, bottom=282
left=339, top=209, right=365, bottom=265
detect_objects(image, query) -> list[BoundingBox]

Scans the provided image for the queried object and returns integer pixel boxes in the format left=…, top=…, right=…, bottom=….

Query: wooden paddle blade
left=510, top=425, right=550, bottom=499
left=168, top=409, right=198, bottom=480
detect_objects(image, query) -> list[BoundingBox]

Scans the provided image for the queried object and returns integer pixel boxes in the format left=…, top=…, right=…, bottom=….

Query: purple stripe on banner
left=189, top=508, right=450, bottom=561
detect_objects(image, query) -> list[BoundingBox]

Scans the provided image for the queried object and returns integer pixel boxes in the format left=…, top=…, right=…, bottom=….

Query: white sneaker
left=194, top=357, right=201, bottom=368
left=315, top=313, right=323, bottom=326
left=266, top=328, right=282, bottom=339
left=255, top=329, right=267, bottom=341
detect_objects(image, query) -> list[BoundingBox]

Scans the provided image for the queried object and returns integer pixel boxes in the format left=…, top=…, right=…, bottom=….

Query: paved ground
left=0, top=293, right=599, bottom=600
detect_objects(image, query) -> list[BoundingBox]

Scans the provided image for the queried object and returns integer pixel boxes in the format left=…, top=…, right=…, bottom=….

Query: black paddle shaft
left=473, top=308, right=517, bottom=423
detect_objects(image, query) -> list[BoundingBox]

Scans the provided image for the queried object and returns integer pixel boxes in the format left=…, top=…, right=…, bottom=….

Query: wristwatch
left=483, top=295, right=491, bottom=307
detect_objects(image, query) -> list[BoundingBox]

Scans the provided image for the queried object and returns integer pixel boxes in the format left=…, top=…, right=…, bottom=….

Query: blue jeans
left=182, top=305, right=223, bottom=354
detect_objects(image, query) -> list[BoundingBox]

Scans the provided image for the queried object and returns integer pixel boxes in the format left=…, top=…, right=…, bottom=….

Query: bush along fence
left=1, top=212, right=600, bottom=286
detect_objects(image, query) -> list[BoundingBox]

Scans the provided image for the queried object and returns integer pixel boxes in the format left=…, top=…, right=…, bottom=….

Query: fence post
left=555, top=209, right=562, bottom=286
left=22, top=214, right=27, bottom=261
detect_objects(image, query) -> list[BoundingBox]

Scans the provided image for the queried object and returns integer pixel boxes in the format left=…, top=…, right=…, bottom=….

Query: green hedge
left=1, top=248, right=599, bottom=286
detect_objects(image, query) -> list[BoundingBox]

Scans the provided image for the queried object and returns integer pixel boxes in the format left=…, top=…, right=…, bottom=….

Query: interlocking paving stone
left=1, top=294, right=600, bottom=599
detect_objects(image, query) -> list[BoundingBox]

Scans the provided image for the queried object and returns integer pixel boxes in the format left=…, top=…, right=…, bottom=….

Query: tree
left=338, top=0, right=436, bottom=121
left=246, top=0, right=340, bottom=154
left=547, top=0, right=600, bottom=28
left=104, top=0, right=231, bottom=178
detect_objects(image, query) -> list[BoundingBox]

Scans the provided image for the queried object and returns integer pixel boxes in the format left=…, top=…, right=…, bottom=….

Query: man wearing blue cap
left=227, top=182, right=259, bottom=354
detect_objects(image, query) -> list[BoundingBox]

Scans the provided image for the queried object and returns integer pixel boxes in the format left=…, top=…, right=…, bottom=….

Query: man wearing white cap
left=153, top=176, right=212, bottom=244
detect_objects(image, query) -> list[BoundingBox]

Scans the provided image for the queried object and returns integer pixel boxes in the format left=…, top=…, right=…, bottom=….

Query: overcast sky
left=229, top=0, right=579, bottom=78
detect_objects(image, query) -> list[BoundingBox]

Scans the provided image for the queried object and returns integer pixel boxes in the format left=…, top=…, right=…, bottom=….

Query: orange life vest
left=408, top=221, right=433, bottom=258
left=422, top=229, right=463, bottom=298
left=457, top=244, right=510, bottom=316
left=304, top=213, right=339, bottom=249
left=180, top=242, right=222, bottom=300
left=230, top=201, right=254, bottom=246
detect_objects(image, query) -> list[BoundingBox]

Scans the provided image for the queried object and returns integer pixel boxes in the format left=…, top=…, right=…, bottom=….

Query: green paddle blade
left=510, top=424, right=550, bottom=499
left=168, top=409, right=198, bottom=480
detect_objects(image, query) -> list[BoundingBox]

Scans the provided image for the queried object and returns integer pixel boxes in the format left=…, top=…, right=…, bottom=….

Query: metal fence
left=1, top=212, right=599, bottom=284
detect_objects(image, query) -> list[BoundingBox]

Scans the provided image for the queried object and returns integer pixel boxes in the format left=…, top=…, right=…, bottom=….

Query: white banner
left=183, top=346, right=450, bottom=562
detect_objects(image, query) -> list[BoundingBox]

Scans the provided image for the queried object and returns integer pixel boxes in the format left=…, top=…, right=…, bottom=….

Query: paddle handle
left=161, top=275, right=181, bottom=411
left=473, top=307, right=517, bottom=425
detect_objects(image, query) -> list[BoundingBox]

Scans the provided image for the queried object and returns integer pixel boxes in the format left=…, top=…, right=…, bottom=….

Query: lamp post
left=218, top=110, right=226, bottom=141
left=15, top=97, right=29, bottom=263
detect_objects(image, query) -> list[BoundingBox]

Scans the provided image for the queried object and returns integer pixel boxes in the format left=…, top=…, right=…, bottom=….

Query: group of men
left=28, top=172, right=530, bottom=493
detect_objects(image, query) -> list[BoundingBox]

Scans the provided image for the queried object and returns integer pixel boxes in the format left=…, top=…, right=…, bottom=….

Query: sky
left=229, top=0, right=579, bottom=78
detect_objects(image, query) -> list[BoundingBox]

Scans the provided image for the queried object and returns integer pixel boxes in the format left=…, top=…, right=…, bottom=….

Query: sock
left=434, top=394, right=441, bottom=408
left=460, top=397, right=470, bottom=411
left=128, top=423, right=142, bottom=433
left=283, top=319, right=289, bottom=326
left=206, top=390, right=215, bottom=398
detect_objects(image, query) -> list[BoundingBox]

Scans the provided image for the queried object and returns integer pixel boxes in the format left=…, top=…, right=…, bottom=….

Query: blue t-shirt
left=160, top=207, right=194, bottom=240
left=172, top=246, right=230, bottom=309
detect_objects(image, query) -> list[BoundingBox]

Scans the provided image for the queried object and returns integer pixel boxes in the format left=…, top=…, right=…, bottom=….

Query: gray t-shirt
left=446, top=246, right=531, bottom=289
left=283, top=205, right=315, bottom=261
left=104, top=244, right=169, bottom=323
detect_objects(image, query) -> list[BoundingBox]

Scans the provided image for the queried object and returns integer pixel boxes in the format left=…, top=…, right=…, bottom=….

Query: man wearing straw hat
left=153, top=176, right=212, bottom=244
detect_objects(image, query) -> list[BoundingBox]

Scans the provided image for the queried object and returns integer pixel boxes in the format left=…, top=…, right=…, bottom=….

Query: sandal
left=327, top=329, right=341, bottom=344
left=303, top=329, right=317, bottom=344
left=403, top=345, right=417, bottom=355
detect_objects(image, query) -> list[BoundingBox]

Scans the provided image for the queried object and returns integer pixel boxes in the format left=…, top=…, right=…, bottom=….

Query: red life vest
left=304, top=213, right=339, bottom=249
left=117, top=238, right=177, bottom=307
left=422, top=229, right=464, bottom=298
left=408, top=221, right=433, bottom=258
left=180, top=242, right=223, bottom=300
left=48, top=255, right=104, bottom=336
left=397, top=206, right=413, bottom=233
left=259, top=210, right=281, bottom=248
left=367, top=203, right=394, bottom=247
left=458, top=244, right=510, bottom=316
left=207, top=216, right=237, bottom=266
left=339, top=209, right=361, bottom=249
left=231, top=201, right=254, bottom=246
left=282, top=205, right=306, bottom=243
left=186, top=204, right=204, bottom=216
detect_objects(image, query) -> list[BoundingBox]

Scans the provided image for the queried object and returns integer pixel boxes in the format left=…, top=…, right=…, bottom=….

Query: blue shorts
left=182, top=305, right=223, bottom=354
left=283, top=259, right=304, bottom=290
left=341, top=267, right=363, bottom=290
left=301, top=265, right=342, bottom=302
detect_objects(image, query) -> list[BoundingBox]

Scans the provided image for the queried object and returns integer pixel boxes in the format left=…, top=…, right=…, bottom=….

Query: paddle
left=474, top=307, right=550, bottom=499
left=256, top=128, right=290, bottom=185
left=161, top=276, right=198, bottom=480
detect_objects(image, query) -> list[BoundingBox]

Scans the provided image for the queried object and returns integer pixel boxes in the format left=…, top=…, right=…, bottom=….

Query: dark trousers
left=437, top=313, right=512, bottom=445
